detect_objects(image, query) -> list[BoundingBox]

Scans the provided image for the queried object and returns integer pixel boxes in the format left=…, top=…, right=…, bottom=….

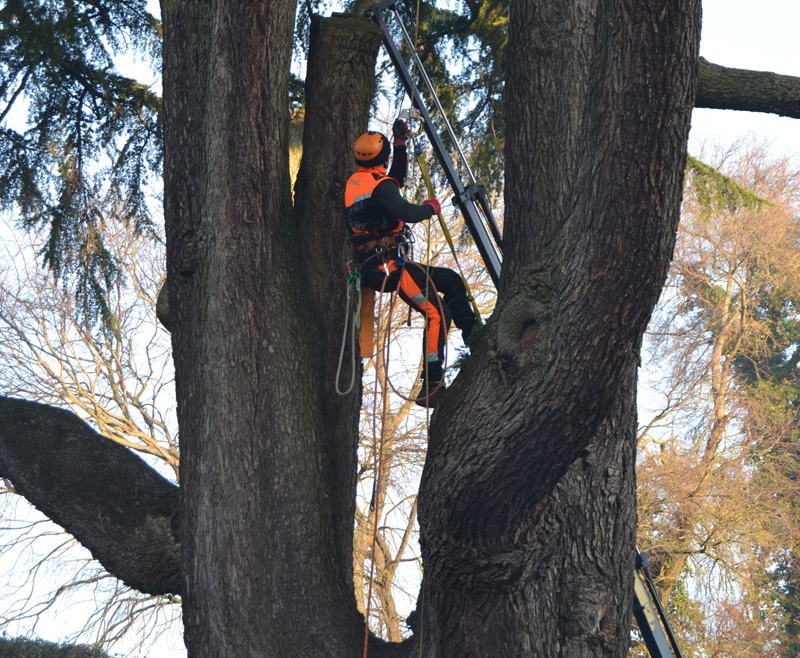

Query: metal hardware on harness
left=355, top=233, right=407, bottom=253
left=394, top=241, right=408, bottom=268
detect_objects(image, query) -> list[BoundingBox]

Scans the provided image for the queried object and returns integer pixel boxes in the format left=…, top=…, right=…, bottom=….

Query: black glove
left=392, top=118, right=410, bottom=145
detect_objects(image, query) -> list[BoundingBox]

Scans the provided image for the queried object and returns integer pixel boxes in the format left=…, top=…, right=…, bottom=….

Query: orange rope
left=363, top=272, right=394, bottom=657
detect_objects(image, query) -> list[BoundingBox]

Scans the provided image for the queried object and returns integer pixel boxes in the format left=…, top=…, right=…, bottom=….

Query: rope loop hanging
left=335, top=267, right=363, bottom=396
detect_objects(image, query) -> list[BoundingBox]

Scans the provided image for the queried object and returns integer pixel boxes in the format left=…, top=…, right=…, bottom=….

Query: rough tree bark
left=0, top=397, right=179, bottom=595
left=697, top=57, right=800, bottom=119
left=161, top=3, right=368, bottom=656
left=293, top=13, right=383, bottom=591
left=417, top=1, right=700, bottom=656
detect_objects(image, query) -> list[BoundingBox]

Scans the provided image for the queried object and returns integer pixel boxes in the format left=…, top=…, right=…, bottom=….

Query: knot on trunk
left=490, top=263, right=555, bottom=373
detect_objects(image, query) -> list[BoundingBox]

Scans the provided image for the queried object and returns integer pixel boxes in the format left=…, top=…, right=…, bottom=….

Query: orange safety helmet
left=353, top=131, right=390, bottom=167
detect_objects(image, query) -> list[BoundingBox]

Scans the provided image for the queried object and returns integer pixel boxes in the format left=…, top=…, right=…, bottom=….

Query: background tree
left=0, top=0, right=161, bottom=323
left=0, top=215, right=179, bottom=652
left=637, top=142, right=800, bottom=656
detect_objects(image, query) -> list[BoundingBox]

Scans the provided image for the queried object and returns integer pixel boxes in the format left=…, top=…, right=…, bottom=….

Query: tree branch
left=697, top=57, right=800, bottom=119
left=0, top=397, right=180, bottom=596
left=0, top=636, right=112, bottom=657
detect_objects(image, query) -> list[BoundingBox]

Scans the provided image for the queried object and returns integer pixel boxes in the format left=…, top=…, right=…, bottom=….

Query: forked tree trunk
left=163, top=2, right=364, bottom=656
left=5, top=0, right=800, bottom=655
left=419, top=1, right=701, bottom=656
left=294, top=14, right=383, bottom=591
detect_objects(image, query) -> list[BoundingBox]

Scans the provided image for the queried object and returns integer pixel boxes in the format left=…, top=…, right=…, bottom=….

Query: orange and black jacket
left=344, top=145, right=434, bottom=250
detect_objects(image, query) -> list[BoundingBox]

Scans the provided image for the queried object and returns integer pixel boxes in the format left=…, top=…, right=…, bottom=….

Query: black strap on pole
left=367, top=0, right=503, bottom=287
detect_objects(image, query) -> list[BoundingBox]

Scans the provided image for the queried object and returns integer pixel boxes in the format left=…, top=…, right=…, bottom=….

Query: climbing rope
left=362, top=8, right=472, bottom=643
left=422, top=199, right=435, bottom=405
left=397, top=0, right=484, bottom=327
left=362, top=269, right=395, bottom=658
left=406, top=118, right=483, bottom=324
left=361, top=247, right=449, bottom=657
left=335, top=267, right=363, bottom=396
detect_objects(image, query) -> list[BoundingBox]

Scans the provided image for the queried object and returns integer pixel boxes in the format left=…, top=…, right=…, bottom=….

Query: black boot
left=460, top=317, right=477, bottom=345
left=446, top=293, right=477, bottom=345
left=415, top=362, right=445, bottom=408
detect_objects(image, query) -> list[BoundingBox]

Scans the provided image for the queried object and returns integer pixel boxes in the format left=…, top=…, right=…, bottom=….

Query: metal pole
left=390, top=7, right=478, bottom=185
left=633, top=549, right=686, bottom=658
left=367, top=2, right=503, bottom=285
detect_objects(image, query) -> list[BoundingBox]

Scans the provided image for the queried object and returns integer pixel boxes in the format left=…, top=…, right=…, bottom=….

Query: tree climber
left=344, top=118, right=478, bottom=407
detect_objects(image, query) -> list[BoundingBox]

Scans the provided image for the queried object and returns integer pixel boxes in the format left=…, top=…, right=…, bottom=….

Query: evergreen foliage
left=0, top=0, right=507, bottom=326
left=351, top=0, right=505, bottom=195
left=773, top=553, right=800, bottom=658
left=406, top=0, right=506, bottom=193
left=686, top=154, right=769, bottom=218
left=0, top=0, right=161, bottom=324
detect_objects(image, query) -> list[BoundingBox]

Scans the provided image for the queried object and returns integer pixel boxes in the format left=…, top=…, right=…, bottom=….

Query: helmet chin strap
left=359, top=164, right=387, bottom=175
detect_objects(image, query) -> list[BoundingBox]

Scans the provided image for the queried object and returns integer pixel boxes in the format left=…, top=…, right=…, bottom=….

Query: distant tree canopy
left=638, top=143, right=800, bottom=655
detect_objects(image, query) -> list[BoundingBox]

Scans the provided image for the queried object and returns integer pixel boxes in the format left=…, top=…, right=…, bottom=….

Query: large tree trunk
left=162, top=2, right=363, bottom=656
left=293, top=13, right=383, bottom=591
left=162, top=0, right=702, bottom=655
left=418, top=1, right=701, bottom=656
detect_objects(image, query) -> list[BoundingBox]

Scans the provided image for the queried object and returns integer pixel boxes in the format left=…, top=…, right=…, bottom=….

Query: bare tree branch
left=697, top=57, right=800, bottom=119
left=0, top=397, right=180, bottom=596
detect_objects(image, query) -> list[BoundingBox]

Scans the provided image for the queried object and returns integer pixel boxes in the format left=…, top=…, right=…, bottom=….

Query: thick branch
left=0, top=396, right=180, bottom=596
left=697, top=57, right=800, bottom=119
left=0, top=636, right=112, bottom=658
